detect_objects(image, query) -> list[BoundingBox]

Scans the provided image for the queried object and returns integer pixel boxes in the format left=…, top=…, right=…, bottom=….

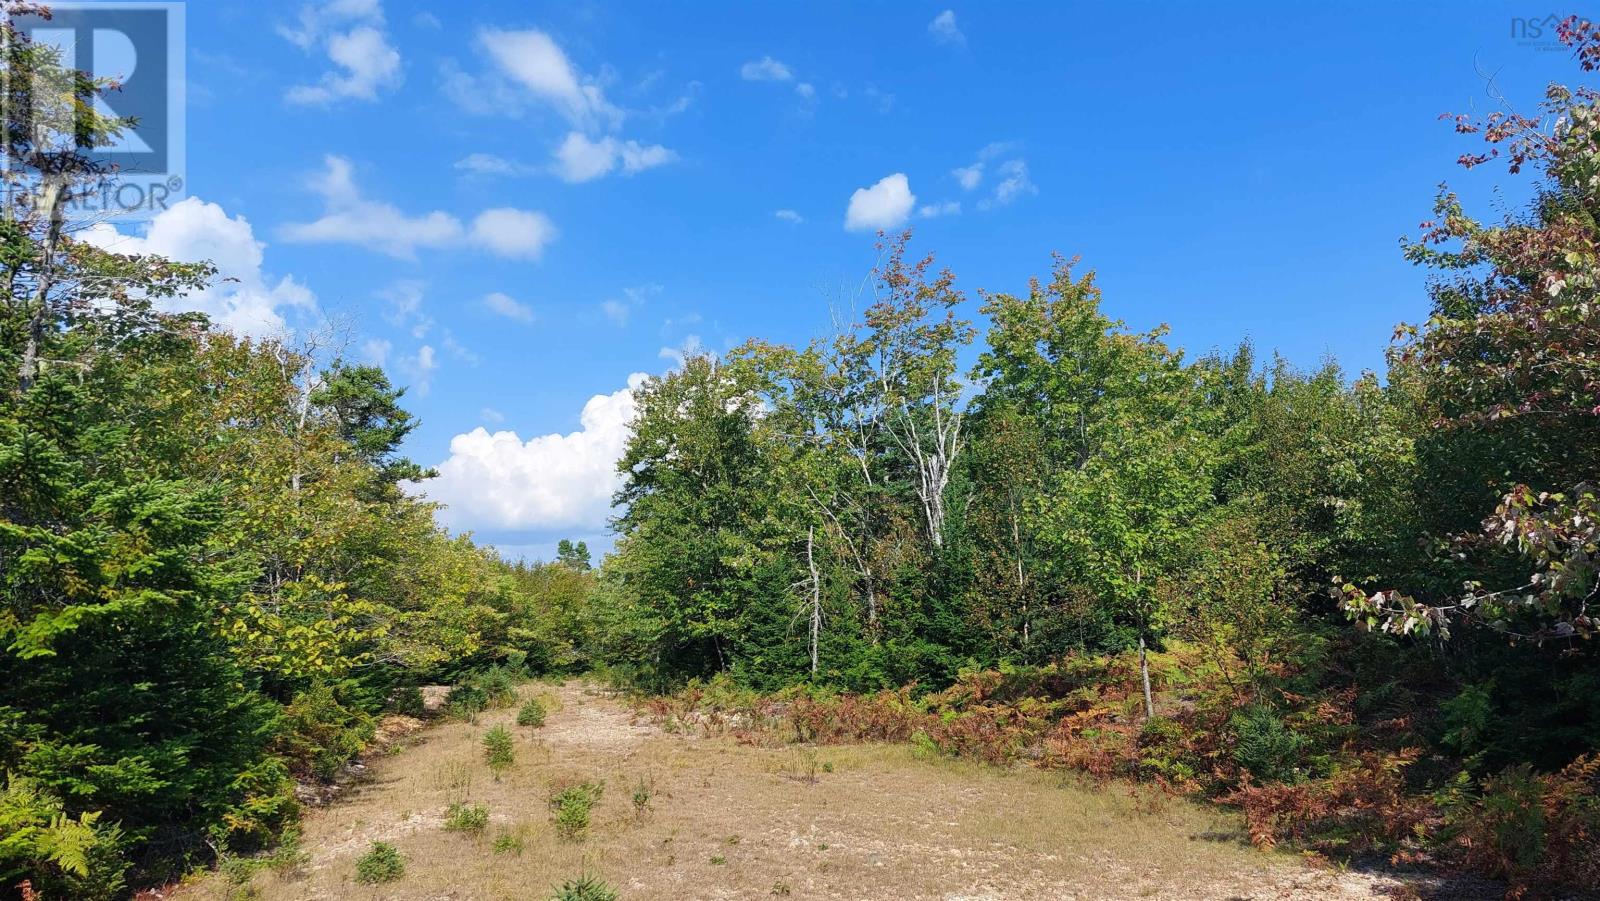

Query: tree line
left=0, top=11, right=592, bottom=896
left=590, top=21, right=1600, bottom=893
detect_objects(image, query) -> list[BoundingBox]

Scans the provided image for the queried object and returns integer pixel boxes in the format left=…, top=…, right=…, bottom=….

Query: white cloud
left=361, top=337, right=391, bottom=367
left=552, top=132, right=676, bottom=183
left=460, top=28, right=621, bottom=131
left=952, top=143, right=1036, bottom=209
left=281, top=1, right=401, bottom=105
left=658, top=334, right=705, bottom=367
left=599, top=283, right=660, bottom=327
left=928, top=10, right=965, bottom=46
left=774, top=209, right=803, bottom=223
left=455, top=152, right=538, bottom=177
left=79, top=197, right=316, bottom=337
left=281, top=156, right=461, bottom=258
left=480, top=407, right=505, bottom=424
left=421, top=374, right=647, bottom=534
left=740, top=56, right=793, bottom=82
left=484, top=291, right=535, bottom=324
left=470, top=208, right=558, bottom=260
left=918, top=200, right=960, bottom=218
left=983, top=158, right=1037, bottom=208
left=281, top=156, right=556, bottom=260
left=600, top=299, right=630, bottom=325
left=795, top=82, right=816, bottom=100
left=845, top=173, right=915, bottom=231
left=377, top=279, right=430, bottom=335
left=398, top=343, right=437, bottom=395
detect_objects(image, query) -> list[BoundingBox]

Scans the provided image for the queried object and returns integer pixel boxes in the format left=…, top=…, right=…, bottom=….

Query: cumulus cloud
left=928, top=10, right=965, bottom=46
left=280, top=156, right=556, bottom=260
left=421, top=375, right=647, bottom=534
left=740, top=56, right=818, bottom=101
left=774, top=209, right=804, bottom=223
left=845, top=173, right=915, bottom=231
left=918, top=200, right=961, bottom=218
left=281, top=0, right=401, bottom=104
left=484, top=291, right=535, bottom=323
left=740, top=56, right=793, bottom=82
left=470, top=208, right=558, bottom=260
left=551, top=132, right=676, bottom=183
left=446, top=31, right=676, bottom=182
left=80, top=197, right=316, bottom=337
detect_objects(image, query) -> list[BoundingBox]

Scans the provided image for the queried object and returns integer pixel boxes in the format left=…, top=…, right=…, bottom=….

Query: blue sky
left=96, top=0, right=1578, bottom=559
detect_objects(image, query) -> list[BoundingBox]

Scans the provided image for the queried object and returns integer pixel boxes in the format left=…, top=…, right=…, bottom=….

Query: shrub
left=631, top=775, right=654, bottom=816
left=443, top=802, right=490, bottom=833
left=492, top=833, right=524, bottom=855
left=550, top=780, right=605, bottom=840
left=446, top=684, right=489, bottom=720
left=475, top=666, right=521, bottom=709
left=1232, top=706, right=1306, bottom=784
left=550, top=873, right=618, bottom=901
left=390, top=685, right=426, bottom=718
left=518, top=697, right=548, bottom=728
left=278, top=683, right=376, bottom=781
left=353, top=842, right=404, bottom=884
left=484, top=726, right=516, bottom=778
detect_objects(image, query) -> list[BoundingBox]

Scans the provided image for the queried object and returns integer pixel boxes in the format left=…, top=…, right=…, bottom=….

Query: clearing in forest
left=178, top=682, right=1449, bottom=901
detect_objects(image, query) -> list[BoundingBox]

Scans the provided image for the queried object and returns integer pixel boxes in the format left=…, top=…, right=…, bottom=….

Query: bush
left=492, top=833, right=524, bottom=855
left=446, top=684, right=489, bottom=720
left=279, top=683, right=377, bottom=781
left=390, top=685, right=426, bottom=718
left=443, top=802, right=490, bottom=833
left=550, top=873, right=618, bottom=901
left=484, top=726, right=515, bottom=778
left=518, top=697, right=548, bottom=728
left=550, top=780, right=604, bottom=840
left=1232, top=706, right=1306, bottom=784
left=353, top=842, right=404, bottom=884
left=475, top=666, right=521, bottom=709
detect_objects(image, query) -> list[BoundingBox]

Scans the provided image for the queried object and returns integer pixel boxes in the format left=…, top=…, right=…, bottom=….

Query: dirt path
left=179, top=681, right=1489, bottom=901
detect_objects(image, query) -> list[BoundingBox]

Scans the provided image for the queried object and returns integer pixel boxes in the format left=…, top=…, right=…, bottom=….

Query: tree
left=556, top=539, right=592, bottom=571
left=1035, top=421, right=1216, bottom=716
left=1342, top=17, right=1600, bottom=643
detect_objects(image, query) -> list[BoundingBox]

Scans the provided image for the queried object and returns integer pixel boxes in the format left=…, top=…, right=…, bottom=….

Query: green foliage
left=474, top=666, right=522, bottom=709
left=443, top=802, right=490, bottom=834
left=278, top=683, right=376, bottom=781
left=483, top=726, right=515, bottom=778
left=550, top=872, right=619, bottom=901
left=1231, top=707, right=1308, bottom=784
left=631, top=775, right=654, bottom=815
left=446, top=685, right=490, bottom=720
left=491, top=832, right=524, bottom=855
left=518, top=697, right=548, bottom=728
left=550, top=780, right=604, bottom=840
left=353, top=841, right=404, bottom=884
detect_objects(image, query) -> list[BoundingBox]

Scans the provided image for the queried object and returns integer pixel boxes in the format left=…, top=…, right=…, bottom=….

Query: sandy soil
left=171, top=681, right=1496, bottom=901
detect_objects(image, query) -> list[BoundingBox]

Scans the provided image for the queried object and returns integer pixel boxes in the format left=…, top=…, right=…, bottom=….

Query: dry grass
left=176, top=681, right=1410, bottom=901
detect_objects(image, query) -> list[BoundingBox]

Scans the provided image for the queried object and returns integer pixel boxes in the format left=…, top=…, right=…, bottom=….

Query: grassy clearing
left=176, top=681, right=1410, bottom=900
